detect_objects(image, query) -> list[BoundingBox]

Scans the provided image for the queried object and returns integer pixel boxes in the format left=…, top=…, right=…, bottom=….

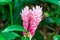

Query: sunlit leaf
left=44, top=0, right=60, bottom=6
left=0, top=34, right=5, bottom=40
left=1, top=32, right=20, bottom=40
left=0, top=0, right=12, bottom=5
left=54, top=34, right=60, bottom=40
left=2, top=25, right=26, bottom=32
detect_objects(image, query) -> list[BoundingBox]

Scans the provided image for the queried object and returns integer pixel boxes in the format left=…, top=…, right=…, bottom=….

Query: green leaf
left=55, top=18, right=60, bottom=25
left=0, top=7, right=7, bottom=21
left=24, top=0, right=41, bottom=4
left=14, top=0, right=25, bottom=25
left=21, top=36, right=30, bottom=40
left=54, top=34, right=60, bottom=40
left=47, top=32, right=55, bottom=40
left=0, top=34, right=5, bottom=40
left=1, top=32, right=20, bottom=40
left=33, top=29, right=44, bottom=40
left=14, top=0, right=19, bottom=5
left=2, top=25, right=26, bottom=32
left=44, top=17, right=55, bottom=24
left=0, top=0, right=12, bottom=5
left=44, top=0, right=60, bottom=6
left=44, top=11, right=52, bottom=17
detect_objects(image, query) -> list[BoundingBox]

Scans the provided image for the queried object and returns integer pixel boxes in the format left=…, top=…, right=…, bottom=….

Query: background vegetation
left=0, top=0, right=60, bottom=40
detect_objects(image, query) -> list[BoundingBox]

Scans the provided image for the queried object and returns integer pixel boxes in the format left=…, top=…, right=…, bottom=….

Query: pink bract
left=20, top=5, right=42, bottom=39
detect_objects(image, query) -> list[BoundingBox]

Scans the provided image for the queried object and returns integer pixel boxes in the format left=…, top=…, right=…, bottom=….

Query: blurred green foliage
left=0, top=0, right=60, bottom=40
left=54, top=34, right=60, bottom=40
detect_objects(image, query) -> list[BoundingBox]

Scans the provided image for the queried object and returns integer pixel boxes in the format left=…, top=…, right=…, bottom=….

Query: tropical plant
left=0, top=0, right=60, bottom=40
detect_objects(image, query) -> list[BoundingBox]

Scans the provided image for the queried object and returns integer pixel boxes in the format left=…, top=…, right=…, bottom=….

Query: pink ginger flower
left=20, top=5, right=42, bottom=39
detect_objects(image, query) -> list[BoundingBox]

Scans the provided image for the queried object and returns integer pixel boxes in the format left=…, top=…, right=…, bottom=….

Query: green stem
left=10, top=3, right=13, bottom=25
left=45, top=25, right=55, bottom=31
left=47, top=32, right=55, bottom=40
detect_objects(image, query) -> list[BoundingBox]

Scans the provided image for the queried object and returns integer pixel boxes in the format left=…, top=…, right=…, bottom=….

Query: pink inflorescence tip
left=20, top=5, right=42, bottom=39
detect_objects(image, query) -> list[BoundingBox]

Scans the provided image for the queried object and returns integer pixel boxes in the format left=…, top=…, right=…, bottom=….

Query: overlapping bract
left=20, top=5, right=42, bottom=38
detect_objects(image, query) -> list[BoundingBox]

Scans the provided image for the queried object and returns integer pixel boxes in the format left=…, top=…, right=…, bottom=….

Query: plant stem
left=45, top=25, right=55, bottom=31
left=10, top=3, right=13, bottom=25
left=46, top=32, right=55, bottom=40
